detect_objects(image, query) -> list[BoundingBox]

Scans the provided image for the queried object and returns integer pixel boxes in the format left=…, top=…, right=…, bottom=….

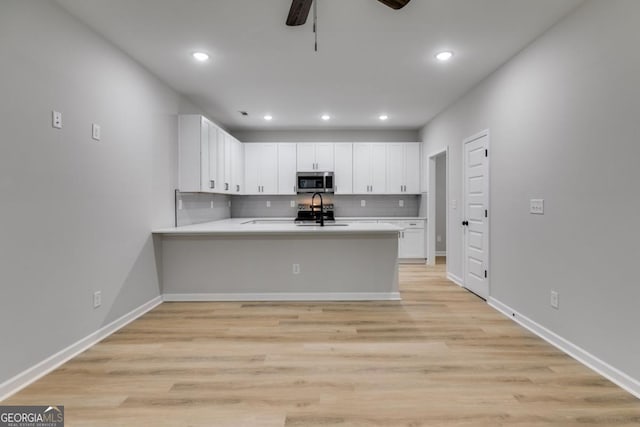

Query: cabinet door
left=244, top=144, right=261, bottom=195
left=223, top=134, right=233, bottom=192
left=386, top=143, right=404, bottom=194
left=278, top=143, right=297, bottom=195
left=334, top=143, right=353, bottom=194
left=400, top=228, right=425, bottom=258
left=296, top=143, right=316, bottom=171
left=315, top=143, right=334, bottom=171
left=200, top=118, right=211, bottom=192
left=370, top=143, right=387, bottom=194
left=404, top=143, right=421, bottom=194
left=352, top=143, right=371, bottom=194
left=206, top=121, right=218, bottom=192
left=260, top=143, right=279, bottom=194
left=232, top=138, right=244, bottom=194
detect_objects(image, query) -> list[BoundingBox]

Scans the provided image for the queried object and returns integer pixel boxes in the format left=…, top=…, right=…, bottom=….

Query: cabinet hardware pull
left=210, top=180, right=215, bottom=189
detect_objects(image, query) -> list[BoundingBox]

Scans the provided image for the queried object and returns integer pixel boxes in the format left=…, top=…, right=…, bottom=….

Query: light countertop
left=153, top=218, right=405, bottom=236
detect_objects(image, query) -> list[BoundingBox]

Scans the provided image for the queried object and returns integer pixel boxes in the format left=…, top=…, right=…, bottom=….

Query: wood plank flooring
left=5, top=262, right=640, bottom=426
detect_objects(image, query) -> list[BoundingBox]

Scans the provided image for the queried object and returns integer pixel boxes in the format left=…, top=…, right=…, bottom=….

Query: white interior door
left=463, top=132, right=489, bottom=299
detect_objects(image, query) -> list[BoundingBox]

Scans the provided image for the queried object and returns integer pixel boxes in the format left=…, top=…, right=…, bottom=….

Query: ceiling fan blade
left=286, top=0, right=313, bottom=26
left=377, top=0, right=411, bottom=10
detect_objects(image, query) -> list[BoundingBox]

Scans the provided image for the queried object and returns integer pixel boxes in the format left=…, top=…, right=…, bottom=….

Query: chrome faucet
left=311, top=192, right=324, bottom=226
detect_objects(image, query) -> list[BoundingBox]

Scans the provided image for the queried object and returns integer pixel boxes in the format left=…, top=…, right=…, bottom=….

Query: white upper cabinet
left=244, top=143, right=279, bottom=195
left=353, top=143, right=387, bottom=194
left=333, top=143, right=353, bottom=194
left=296, top=143, right=334, bottom=171
left=278, top=143, right=297, bottom=195
left=178, top=115, right=220, bottom=193
left=386, top=143, right=421, bottom=194
left=231, top=137, right=244, bottom=194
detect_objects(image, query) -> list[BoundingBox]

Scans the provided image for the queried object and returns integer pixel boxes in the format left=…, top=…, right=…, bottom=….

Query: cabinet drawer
left=381, top=220, right=424, bottom=230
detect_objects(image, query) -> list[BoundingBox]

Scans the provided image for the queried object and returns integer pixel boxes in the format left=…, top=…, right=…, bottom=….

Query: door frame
left=427, top=147, right=449, bottom=267
left=462, top=129, right=491, bottom=299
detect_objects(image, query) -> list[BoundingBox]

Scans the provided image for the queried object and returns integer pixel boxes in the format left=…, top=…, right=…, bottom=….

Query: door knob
left=462, top=220, right=469, bottom=226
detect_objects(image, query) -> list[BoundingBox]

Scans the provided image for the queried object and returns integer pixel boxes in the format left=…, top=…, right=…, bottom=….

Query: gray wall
left=0, top=1, right=200, bottom=385
left=233, top=129, right=419, bottom=143
left=177, top=193, right=231, bottom=227
left=420, top=0, right=640, bottom=382
left=435, top=154, right=447, bottom=253
left=231, top=195, right=420, bottom=218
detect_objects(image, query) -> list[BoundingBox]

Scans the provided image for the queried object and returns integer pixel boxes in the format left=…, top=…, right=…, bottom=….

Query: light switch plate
left=52, top=110, right=62, bottom=129
left=92, top=123, right=101, bottom=141
left=451, top=199, right=457, bottom=209
left=290, top=200, right=295, bottom=208
left=530, top=199, right=544, bottom=214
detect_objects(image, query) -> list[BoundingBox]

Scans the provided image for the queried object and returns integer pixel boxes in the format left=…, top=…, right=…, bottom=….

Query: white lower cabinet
left=383, top=220, right=426, bottom=261
left=345, top=219, right=426, bottom=261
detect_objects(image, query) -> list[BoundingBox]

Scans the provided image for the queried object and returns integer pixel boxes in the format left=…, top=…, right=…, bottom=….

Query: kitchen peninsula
left=153, top=219, right=401, bottom=301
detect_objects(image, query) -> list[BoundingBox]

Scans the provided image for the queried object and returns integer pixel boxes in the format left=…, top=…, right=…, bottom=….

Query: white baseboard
left=0, top=296, right=162, bottom=402
left=399, top=258, right=427, bottom=264
left=435, top=251, right=447, bottom=256
left=446, top=272, right=464, bottom=287
left=163, top=292, right=402, bottom=302
left=489, top=297, right=640, bottom=400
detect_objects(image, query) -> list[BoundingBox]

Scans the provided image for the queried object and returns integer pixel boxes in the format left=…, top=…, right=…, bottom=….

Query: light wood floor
left=6, top=263, right=640, bottom=426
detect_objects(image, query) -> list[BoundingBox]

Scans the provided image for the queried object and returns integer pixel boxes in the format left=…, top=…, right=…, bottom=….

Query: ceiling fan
left=286, top=0, right=411, bottom=26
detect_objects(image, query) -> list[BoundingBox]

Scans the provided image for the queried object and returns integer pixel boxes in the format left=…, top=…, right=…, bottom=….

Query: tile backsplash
left=230, top=194, right=421, bottom=218
left=176, top=192, right=231, bottom=226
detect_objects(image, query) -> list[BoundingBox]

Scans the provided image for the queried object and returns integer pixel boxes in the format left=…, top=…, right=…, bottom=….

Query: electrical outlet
left=399, top=200, right=404, bottom=207
left=52, top=110, right=62, bottom=129
left=437, top=235, right=442, bottom=243
left=266, top=200, right=271, bottom=208
left=178, top=199, right=183, bottom=210
left=92, top=123, right=101, bottom=141
left=292, top=263, right=300, bottom=275
left=93, top=291, right=102, bottom=308
left=210, top=201, right=214, bottom=209
left=228, top=200, right=231, bottom=208
left=550, top=290, right=559, bottom=309
left=290, top=200, right=295, bottom=208
left=361, top=200, right=366, bottom=207
left=530, top=199, right=544, bottom=214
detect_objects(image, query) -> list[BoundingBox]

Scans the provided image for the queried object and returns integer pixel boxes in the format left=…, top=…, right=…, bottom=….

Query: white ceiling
left=56, top=0, right=583, bottom=131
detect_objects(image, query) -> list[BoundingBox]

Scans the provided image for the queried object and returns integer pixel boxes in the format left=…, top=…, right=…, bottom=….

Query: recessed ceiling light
left=192, top=51, right=209, bottom=62
left=321, top=114, right=331, bottom=121
left=379, top=114, right=389, bottom=121
left=264, top=115, right=273, bottom=121
left=435, top=51, right=454, bottom=62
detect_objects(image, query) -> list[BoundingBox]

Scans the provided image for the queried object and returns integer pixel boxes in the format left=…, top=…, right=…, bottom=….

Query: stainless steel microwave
left=296, top=172, right=334, bottom=194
